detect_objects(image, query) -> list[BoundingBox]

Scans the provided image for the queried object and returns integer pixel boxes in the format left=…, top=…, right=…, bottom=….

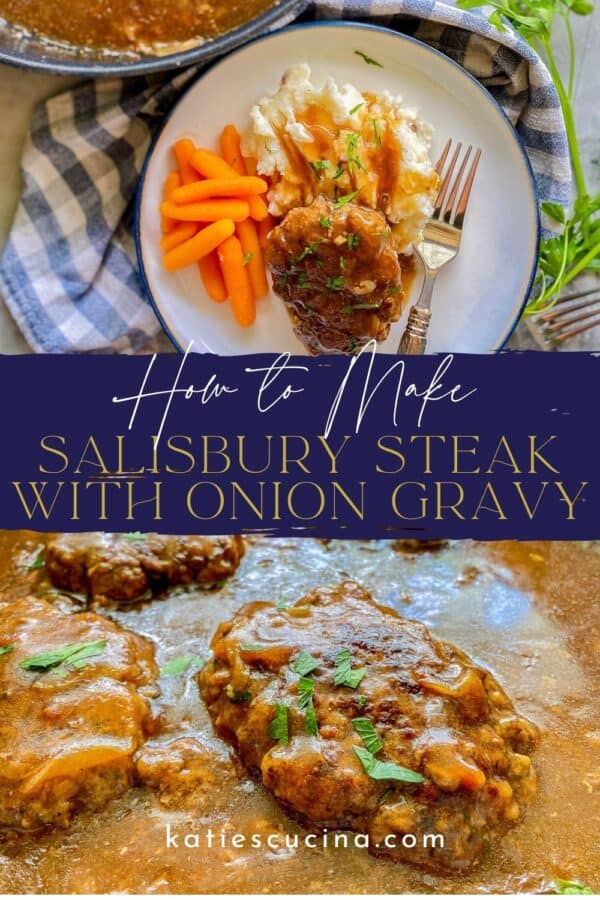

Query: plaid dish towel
left=0, top=0, right=572, bottom=353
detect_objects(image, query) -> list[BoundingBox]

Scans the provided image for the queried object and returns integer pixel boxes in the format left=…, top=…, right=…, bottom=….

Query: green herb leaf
left=0, top=645, right=14, bottom=658
left=334, top=191, right=360, bottom=209
left=310, top=160, right=330, bottom=176
left=333, top=649, right=365, bottom=689
left=305, top=701, right=319, bottom=736
left=347, top=233, right=361, bottom=251
left=319, top=216, right=332, bottom=229
left=297, top=240, right=321, bottom=262
left=541, top=201, right=566, bottom=224
left=332, top=163, right=345, bottom=180
left=554, top=880, right=593, bottom=895
left=28, top=552, right=45, bottom=571
left=242, top=252, right=253, bottom=266
left=354, top=50, right=384, bottom=68
left=357, top=695, right=367, bottom=708
left=290, top=650, right=319, bottom=676
left=225, top=685, right=252, bottom=704
left=371, top=118, right=382, bottom=149
left=349, top=102, right=365, bottom=115
left=268, top=703, right=289, bottom=744
left=340, top=303, right=381, bottom=314
left=297, top=272, right=312, bottom=290
left=297, top=675, right=314, bottom=709
left=347, top=132, right=364, bottom=173
left=352, top=717, right=383, bottom=754
left=276, top=598, right=288, bottom=611
left=354, top=746, right=426, bottom=783
left=326, top=275, right=346, bottom=292
left=240, top=644, right=266, bottom=652
left=20, top=639, right=107, bottom=673
left=161, top=655, right=205, bottom=676
left=122, top=532, right=147, bottom=541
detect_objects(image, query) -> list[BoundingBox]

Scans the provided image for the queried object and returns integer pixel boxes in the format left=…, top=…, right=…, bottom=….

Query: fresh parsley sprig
left=457, top=0, right=599, bottom=312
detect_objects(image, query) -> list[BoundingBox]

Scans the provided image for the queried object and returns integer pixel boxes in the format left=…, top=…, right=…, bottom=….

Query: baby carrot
left=220, top=125, right=269, bottom=222
left=162, top=219, right=235, bottom=272
left=173, top=138, right=199, bottom=186
left=160, top=199, right=250, bottom=223
left=257, top=214, right=277, bottom=249
left=160, top=221, right=198, bottom=253
left=220, top=124, right=245, bottom=175
left=161, top=171, right=182, bottom=233
left=171, top=176, right=267, bottom=204
left=191, top=148, right=238, bottom=180
left=236, top=218, right=269, bottom=300
left=199, top=251, right=228, bottom=303
left=218, top=235, right=256, bottom=327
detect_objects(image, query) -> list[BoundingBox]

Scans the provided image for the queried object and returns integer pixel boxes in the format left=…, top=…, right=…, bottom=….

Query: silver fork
left=527, top=282, right=600, bottom=348
left=398, top=139, right=481, bottom=354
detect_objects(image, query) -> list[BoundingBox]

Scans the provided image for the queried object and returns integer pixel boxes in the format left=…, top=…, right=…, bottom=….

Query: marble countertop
left=0, top=6, right=598, bottom=354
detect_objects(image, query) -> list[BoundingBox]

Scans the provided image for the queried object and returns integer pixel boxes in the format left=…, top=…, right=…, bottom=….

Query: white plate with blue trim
left=136, top=22, right=540, bottom=355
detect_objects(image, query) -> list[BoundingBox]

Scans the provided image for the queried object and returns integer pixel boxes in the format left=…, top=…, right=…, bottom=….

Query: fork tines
left=434, top=139, right=482, bottom=228
left=535, top=285, right=600, bottom=344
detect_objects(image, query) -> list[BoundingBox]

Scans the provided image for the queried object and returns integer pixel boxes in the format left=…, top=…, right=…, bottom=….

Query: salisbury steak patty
left=266, top=197, right=405, bottom=354
left=200, top=582, right=539, bottom=871
left=46, top=533, right=245, bottom=605
left=0, top=596, right=158, bottom=832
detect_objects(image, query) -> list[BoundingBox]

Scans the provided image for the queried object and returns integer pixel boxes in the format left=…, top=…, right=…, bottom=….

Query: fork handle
left=398, top=306, right=432, bottom=355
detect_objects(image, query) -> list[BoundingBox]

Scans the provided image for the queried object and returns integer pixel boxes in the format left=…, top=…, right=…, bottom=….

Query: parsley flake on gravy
left=354, top=746, right=426, bottom=783
left=333, top=648, right=365, bottom=689
left=290, top=650, right=319, bottom=676
left=352, top=717, right=383, bottom=754
left=334, top=191, right=360, bottom=209
left=20, top=639, right=107, bottom=673
left=268, top=703, right=289, bottom=744
left=161, top=655, right=205, bottom=676
left=0, top=645, right=14, bottom=658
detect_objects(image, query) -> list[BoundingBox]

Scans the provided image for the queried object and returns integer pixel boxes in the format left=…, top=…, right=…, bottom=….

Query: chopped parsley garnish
left=123, top=532, right=147, bottom=541
left=334, top=191, right=360, bottom=209
left=161, top=655, right=204, bottom=676
left=333, top=648, right=365, bottom=689
left=354, top=746, right=426, bottom=783
left=310, top=160, right=330, bottom=176
left=268, top=703, right=289, bottom=744
left=349, top=102, right=365, bottom=115
left=388, top=284, right=403, bottom=295
left=347, top=233, right=361, bottom=251
left=347, top=133, right=364, bottom=173
left=340, top=303, right=380, bottom=314
left=297, top=240, right=321, bottom=262
left=242, top=252, right=253, bottom=266
left=305, top=702, right=319, bottom=736
left=352, top=717, right=383, bottom=754
left=0, top=645, right=14, bottom=658
left=332, top=163, right=345, bottom=180
left=20, top=639, right=107, bottom=673
left=291, top=650, right=319, bottom=676
left=28, top=553, right=45, bottom=571
left=240, top=643, right=265, bottom=652
left=326, top=275, right=346, bottom=292
left=276, top=598, right=288, bottom=611
left=371, top=118, right=382, bottom=149
left=225, top=686, right=252, bottom=704
left=319, top=216, right=332, bottom=229
left=354, top=50, right=384, bottom=68
left=339, top=256, right=346, bottom=271
left=357, top=695, right=367, bottom=709
left=297, top=272, right=312, bottom=290
left=297, top=675, right=314, bottom=709
left=554, top=880, right=593, bottom=895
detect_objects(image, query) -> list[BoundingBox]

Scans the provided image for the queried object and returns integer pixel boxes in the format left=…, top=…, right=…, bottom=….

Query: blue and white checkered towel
left=0, top=0, right=572, bottom=353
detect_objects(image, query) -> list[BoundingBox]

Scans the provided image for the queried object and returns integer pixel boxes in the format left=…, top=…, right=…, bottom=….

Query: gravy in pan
left=0, top=533, right=598, bottom=894
left=0, top=0, right=276, bottom=54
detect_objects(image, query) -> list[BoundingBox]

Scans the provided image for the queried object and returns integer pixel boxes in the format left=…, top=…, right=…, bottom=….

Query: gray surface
left=0, top=6, right=597, bottom=354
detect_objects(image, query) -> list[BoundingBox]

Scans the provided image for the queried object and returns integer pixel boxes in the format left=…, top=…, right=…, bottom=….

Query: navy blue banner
left=0, top=349, right=597, bottom=539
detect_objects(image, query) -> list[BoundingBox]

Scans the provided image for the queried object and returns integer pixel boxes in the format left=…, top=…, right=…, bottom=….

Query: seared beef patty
left=200, top=581, right=539, bottom=871
left=46, top=533, right=245, bottom=606
left=266, top=197, right=404, bottom=354
left=0, top=596, right=158, bottom=832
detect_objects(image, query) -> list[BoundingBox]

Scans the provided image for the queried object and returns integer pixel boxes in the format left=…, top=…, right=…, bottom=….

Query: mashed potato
left=242, top=64, right=439, bottom=253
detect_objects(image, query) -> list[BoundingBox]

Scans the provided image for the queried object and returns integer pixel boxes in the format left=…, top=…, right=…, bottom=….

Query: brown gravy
left=0, top=533, right=598, bottom=893
left=0, top=0, right=276, bottom=54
